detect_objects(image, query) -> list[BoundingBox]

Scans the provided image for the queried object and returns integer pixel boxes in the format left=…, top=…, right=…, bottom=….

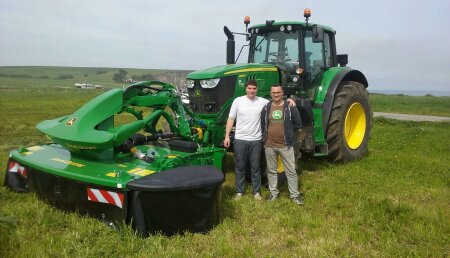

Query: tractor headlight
left=186, top=79, right=195, bottom=89
left=200, top=78, right=220, bottom=89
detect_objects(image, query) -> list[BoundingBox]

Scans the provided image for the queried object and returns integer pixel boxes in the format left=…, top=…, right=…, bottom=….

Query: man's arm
left=291, top=107, right=302, bottom=131
left=286, top=98, right=296, bottom=107
left=223, top=117, right=235, bottom=148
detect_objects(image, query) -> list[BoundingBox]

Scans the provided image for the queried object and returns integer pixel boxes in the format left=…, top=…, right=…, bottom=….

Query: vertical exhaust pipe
left=224, top=26, right=235, bottom=64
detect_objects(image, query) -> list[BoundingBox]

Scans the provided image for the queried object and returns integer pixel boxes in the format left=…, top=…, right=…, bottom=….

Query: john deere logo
left=272, top=110, right=282, bottom=119
left=66, top=117, right=77, bottom=126
left=194, top=89, right=202, bottom=97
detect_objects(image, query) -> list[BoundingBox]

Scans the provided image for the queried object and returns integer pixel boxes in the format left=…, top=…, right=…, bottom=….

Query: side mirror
left=337, top=54, right=348, bottom=67
left=312, top=26, right=324, bottom=43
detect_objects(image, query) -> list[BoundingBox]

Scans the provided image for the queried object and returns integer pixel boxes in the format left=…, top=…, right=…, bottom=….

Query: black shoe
left=292, top=196, right=304, bottom=205
left=267, top=194, right=278, bottom=202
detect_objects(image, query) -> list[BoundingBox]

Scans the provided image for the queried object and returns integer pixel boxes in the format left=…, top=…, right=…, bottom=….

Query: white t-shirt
left=228, top=96, right=269, bottom=141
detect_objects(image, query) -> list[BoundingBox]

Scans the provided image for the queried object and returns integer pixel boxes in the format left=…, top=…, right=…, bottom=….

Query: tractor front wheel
left=326, top=81, right=372, bottom=162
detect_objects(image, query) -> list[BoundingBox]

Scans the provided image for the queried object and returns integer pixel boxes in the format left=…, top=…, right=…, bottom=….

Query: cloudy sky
left=1, top=0, right=449, bottom=91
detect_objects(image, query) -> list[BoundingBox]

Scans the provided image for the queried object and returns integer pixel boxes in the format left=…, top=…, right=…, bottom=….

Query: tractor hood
left=187, top=63, right=277, bottom=79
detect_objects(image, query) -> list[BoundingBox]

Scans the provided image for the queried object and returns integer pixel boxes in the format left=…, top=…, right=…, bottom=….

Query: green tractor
left=4, top=10, right=370, bottom=236
left=186, top=10, right=371, bottom=162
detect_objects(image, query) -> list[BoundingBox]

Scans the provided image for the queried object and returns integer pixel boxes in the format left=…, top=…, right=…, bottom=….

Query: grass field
left=0, top=66, right=191, bottom=89
left=0, top=68, right=449, bottom=256
left=370, top=93, right=450, bottom=117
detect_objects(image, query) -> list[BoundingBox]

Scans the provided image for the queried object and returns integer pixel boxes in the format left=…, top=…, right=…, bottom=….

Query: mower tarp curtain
left=127, top=165, right=224, bottom=236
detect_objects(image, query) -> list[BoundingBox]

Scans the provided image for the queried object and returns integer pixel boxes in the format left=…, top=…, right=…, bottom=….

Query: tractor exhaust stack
left=224, top=26, right=235, bottom=64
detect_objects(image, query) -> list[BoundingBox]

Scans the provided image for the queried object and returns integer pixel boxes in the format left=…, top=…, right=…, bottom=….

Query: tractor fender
left=321, top=69, right=368, bottom=133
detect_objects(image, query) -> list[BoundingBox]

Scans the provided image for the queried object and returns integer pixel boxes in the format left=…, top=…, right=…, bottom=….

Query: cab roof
left=249, top=21, right=334, bottom=33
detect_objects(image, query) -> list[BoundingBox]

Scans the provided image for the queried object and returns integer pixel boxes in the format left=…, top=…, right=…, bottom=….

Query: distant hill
left=0, top=66, right=193, bottom=90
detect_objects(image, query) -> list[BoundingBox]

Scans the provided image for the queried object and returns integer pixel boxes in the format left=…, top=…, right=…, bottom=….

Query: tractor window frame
left=250, top=31, right=300, bottom=65
left=304, top=30, right=335, bottom=72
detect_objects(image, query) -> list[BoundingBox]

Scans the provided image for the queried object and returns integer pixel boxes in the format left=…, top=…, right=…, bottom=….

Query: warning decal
left=87, top=188, right=124, bottom=208
left=8, top=161, right=27, bottom=178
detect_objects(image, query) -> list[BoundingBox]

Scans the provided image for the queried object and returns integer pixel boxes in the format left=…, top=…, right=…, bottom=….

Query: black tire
left=326, top=81, right=372, bottom=162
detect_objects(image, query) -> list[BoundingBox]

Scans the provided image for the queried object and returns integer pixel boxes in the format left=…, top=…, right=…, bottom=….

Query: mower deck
left=5, top=143, right=225, bottom=236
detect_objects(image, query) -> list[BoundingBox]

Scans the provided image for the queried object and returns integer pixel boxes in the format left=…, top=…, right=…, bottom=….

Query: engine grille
left=187, top=76, right=237, bottom=114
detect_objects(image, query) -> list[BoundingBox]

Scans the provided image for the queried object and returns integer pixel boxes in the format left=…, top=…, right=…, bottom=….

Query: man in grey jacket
left=261, top=84, right=303, bottom=205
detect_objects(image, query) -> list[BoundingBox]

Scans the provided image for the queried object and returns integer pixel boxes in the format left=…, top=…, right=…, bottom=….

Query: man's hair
left=271, top=84, right=283, bottom=90
left=246, top=80, right=258, bottom=87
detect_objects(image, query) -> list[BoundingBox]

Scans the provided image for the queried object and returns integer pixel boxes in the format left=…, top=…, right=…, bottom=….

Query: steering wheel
left=269, top=51, right=291, bottom=63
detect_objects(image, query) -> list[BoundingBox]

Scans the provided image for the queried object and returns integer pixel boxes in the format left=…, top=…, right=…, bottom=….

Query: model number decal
left=66, top=143, right=97, bottom=150
left=51, top=157, right=85, bottom=168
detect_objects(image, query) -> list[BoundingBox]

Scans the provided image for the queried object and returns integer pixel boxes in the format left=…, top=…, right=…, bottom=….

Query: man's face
left=270, top=86, right=283, bottom=102
left=246, top=84, right=257, bottom=99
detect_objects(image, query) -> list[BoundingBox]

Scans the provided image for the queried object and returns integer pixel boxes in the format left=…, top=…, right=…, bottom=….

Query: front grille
left=187, top=76, right=237, bottom=114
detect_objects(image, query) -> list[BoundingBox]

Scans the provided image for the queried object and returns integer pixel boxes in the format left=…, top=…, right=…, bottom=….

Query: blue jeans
left=233, top=139, right=262, bottom=194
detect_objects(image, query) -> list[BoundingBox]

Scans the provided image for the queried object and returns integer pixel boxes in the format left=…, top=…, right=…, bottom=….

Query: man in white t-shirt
left=224, top=80, right=268, bottom=200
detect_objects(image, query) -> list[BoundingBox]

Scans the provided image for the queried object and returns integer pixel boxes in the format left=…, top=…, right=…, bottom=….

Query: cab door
left=303, top=30, right=333, bottom=99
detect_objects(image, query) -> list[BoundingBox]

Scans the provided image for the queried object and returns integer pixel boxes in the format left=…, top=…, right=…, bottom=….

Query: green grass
left=0, top=89, right=102, bottom=151
left=1, top=118, right=448, bottom=257
left=0, top=89, right=449, bottom=256
left=0, top=69, right=448, bottom=256
left=370, top=93, right=450, bottom=117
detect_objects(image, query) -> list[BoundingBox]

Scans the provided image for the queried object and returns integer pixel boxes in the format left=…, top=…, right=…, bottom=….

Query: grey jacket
left=261, top=101, right=302, bottom=148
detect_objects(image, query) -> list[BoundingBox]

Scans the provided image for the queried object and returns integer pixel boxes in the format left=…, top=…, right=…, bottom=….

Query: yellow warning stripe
left=127, top=167, right=156, bottom=177
left=106, top=172, right=117, bottom=177
left=28, top=146, right=44, bottom=151
left=224, top=67, right=277, bottom=75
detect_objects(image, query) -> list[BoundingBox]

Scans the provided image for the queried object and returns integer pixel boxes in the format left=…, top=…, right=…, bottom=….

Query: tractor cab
left=245, top=11, right=342, bottom=98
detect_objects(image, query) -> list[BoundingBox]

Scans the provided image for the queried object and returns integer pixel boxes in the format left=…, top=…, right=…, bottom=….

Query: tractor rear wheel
left=326, top=81, right=372, bottom=162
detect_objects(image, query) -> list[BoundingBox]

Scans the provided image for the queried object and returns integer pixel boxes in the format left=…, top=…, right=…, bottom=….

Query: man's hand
left=224, top=118, right=235, bottom=148
left=224, top=136, right=231, bottom=148
left=287, top=98, right=296, bottom=107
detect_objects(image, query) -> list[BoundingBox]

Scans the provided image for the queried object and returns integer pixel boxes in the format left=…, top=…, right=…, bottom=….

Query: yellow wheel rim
left=344, top=102, right=366, bottom=149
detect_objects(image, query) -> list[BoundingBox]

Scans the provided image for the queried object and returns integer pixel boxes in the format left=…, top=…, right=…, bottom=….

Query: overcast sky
left=1, top=0, right=449, bottom=91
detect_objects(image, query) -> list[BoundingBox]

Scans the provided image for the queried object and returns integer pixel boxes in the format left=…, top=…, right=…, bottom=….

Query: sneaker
left=291, top=196, right=304, bottom=205
left=234, top=193, right=243, bottom=200
left=267, top=194, right=278, bottom=202
left=253, top=193, right=262, bottom=201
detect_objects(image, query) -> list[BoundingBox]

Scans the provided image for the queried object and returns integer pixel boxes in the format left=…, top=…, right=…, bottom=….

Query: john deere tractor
left=186, top=9, right=371, bottom=162
left=4, top=9, right=371, bottom=236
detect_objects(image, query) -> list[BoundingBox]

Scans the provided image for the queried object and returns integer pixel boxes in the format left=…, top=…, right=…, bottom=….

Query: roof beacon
left=304, top=8, right=311, bottom=26
left=244, top=16, right=251, bottom=40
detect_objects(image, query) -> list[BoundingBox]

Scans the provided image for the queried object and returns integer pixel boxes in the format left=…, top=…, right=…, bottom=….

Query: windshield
left=251, top=31, right=299, bottom=65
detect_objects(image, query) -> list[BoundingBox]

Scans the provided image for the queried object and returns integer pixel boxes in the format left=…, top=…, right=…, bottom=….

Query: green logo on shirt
left=272, top=110, right=282, bottom=119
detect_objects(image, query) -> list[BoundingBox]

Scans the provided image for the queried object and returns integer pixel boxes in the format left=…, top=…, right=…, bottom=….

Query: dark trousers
left=233, top=139, right=262, bottom=194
